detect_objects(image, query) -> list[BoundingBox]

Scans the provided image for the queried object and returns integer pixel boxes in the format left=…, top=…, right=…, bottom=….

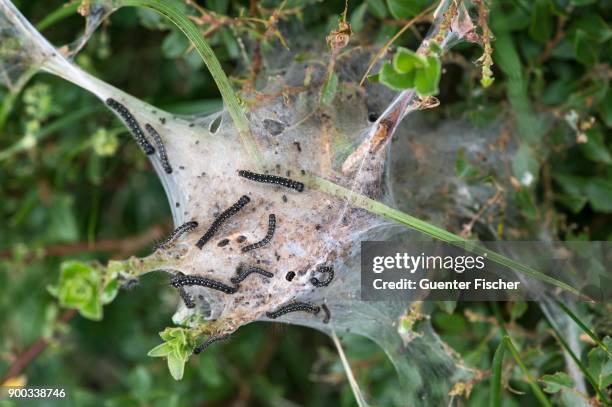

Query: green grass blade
left=490, top=340, right=506, bottom=407
left=503, top=335, right=552, bottom=407
left=113, top=0, right=263, bottom=166
left=311, top=175, right=582, bottom=297
left=555, top=300, right=612, bottom=359
left=36, top=1, right=80, bottom=31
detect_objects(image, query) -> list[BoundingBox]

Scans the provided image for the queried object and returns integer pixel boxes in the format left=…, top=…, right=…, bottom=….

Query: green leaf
left=540, top=372, right=573, bottom=394
left=379, top=61, right=416, bottom=90
left=414, top=55, right=441, bottom=96
left=529, top=0, right=553, bottom=43
left=587, top=337, right=612, bottom=390
left=574, top=30, right=598, bottom=65
left=367, top=0, right=387, bottom=19
left=167, top=351, right=186, bottom=381
left=553, top=173, right=586, bottom=195
left=572, top=15, right=612, bottom=43
left=555, top=194, right=587, bottom=214
left=54, top=261, right=104, bottom=320
left=598, top=89, right=612, bottom=127
left=393, top=47, right=426, bottom=73
left=580, top=130, right=612, bottom=164
left=321, top=72, right=338, bottom=106
left=148, top=342, right=173, bottom=357
left=387, top=0, right=428, bottom=20
left=350, top=3, right=368, bottom=33
left=101, top=278, right=120, bottom=304
left=586, top=178, right=612, bottom=212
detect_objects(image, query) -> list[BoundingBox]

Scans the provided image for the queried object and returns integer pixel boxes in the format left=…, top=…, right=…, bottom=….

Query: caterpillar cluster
left=238, top=170, right=304, bottom=192
left=230, top=266, right=274, bottom=284
left=170, top=274, right=237, bottom=294
left=310, top=266, right=334, bottom=287
left=155, top=221, right=198, bottom=250
left=241, top=214, right=276, bottom=253
left=145, top=123, right=173, bottom=174
left=266, top=301, right=321, bottom=319
left=106, top=98, right=155, bottom=155
left=196, top=195, right=251, bottom=249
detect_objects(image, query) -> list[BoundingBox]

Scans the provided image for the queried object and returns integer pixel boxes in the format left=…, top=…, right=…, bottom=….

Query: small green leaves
left=48, top=260, right=119, bottom=321
left=377, top=47, right=441, bottom=96
left=539, top=372, right=573, bottom=394
left=148, top=327, right=195, bottom=380
left=587, top=337, right=612, bottom=393
left=47, top=261, right=119, bottom=321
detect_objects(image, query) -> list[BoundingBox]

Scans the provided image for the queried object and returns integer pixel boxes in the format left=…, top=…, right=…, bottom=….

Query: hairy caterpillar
left=193, top=333, right=231, bottom=354
left=145, top=123, right=173, bottom=174
left=155, top=221, right=198, bottom=250
left=238, top=170, right=304, bottom=192
left=285, top=271, right=296, bottom=281
left=310, top=266, right=334, bottom=287
left=178, top=287, right=195, bottom=308
left=241, top=214, right=276, bottom=253
left=106, top=98, right=155, bottom=155
left=230, top=266, right=274, bottom=284
left=170, top=274, right=237, bottom=294
left=265, top=301, right=321, bottom=319
left=196, top=195, right=251, bottom=249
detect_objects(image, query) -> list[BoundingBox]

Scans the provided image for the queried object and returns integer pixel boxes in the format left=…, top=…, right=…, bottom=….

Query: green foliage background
left=0, top=0, right=611, bottom=405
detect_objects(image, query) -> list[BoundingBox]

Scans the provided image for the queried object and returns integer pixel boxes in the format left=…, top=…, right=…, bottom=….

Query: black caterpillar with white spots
left=230, top=266, right=274, bottom=284
left=196, top=195, right=250, bottom=249
left=155, top=221, right=198, bottom=250
left=241, top=214, right=276, bottom=253
left=310, top=266, right=334, bottom=287
left=193, top=333, right=231, bottom=354
left=178, top=287, right=195, bottom=308
left=106, top=98, right=155, bottom=155
left=266, top=301, right=321, bottom=319
left=170, top=274, right=237, bottom=294
left=238, top=170, right=304, bottom=192
left=145, top=123, right=173, bottom=174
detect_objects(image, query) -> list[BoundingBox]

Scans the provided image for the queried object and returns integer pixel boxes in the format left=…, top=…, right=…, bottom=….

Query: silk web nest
left=0, top=0, right=518, bottom=403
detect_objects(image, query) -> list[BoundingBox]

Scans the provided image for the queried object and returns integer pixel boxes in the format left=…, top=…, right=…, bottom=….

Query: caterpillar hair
left=285, top=271, right=296, bottom=281
left=310, top=266, right=334, bottom=287
left=321, top=304, right=331, bottom=324
left=106, top=98, right=155, bottom=155
left=178, top=287, right=195, bottom=308
left=230, top=266, right=274, bottom=284
left=241, top=214, right=276, bottom=253
left=155, top=221, right=198, bottom=250
left=170, top=274, right=238, bottom=294
left=265, top=301, right=320, bottom=319
left=238, top=170, right=304, bottom=192
left=196, top=195, right=251, bottom=249
left=193, top=333, right=231, bottom=354
left=145, top=123, right=172, bottom=174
